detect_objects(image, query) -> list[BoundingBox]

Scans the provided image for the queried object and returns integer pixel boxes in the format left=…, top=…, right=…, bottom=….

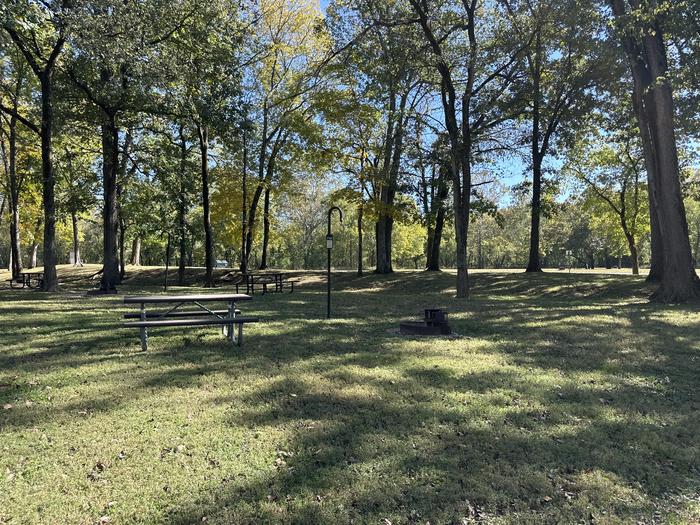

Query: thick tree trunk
left=130, top=236, right=141, bottom=266
left=39, top=73, right=58, bottom=291
left=426, top=210, right=445, bottom=272
left=198, top=123, right=214, bottom=287
left=357, top=204, right=363, bottom=277
left=526, top=30, right=544, bottom=273
left=454, top=202, right=469, bottom=298
left=259, top=187, right=271, bottom=270
left=71, top=210, right=82, bottom=266
left=375, top=208, right=393, bottom=274
left=99, top=112, right=120, bottom=293
left=633, top=87, right=664, bottom=283
left=526, top=158, right=543, bottom=272
left=610, top=0, right=698, bottom=301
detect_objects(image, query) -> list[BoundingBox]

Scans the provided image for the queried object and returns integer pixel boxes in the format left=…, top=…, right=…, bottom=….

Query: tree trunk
left=526, top=158, right=543, bottom=272
left=71, top=210, right=82, bottom=266
left=633, top=85, right=664, bottom=283
left=454, top=202, right=469, bottom=298
left=627, top=237, right=639, bottom=275
left=426, top=168, right=448, bottom=272
left=646, top=183, right=664, bottom=282
left=526, top=29, right=544, bottom=273
left=375, top=208, right=393, bottom=274
left=29, top=217, right=41, bottom=268
left=7, top=103, right=23, bottom=280
left=610, top=0, right=698, bottom=301
left=240, top=127, right=248, bottom=273
left=198, top=123, right=214, bottom=287
left=259, top=187, right=271, bottom=270
left=178, top=126, right=187, bottom=285
left=427, top=208, right=446, bottom=272
left=357, top=203, right=363, bottom=277
left=116, top=130, right=131, bottom=281
left=29, top=243, right=38, bottom=268
left=39, top=72, right=58, bottom=291
left=130, top=236, right=141, bottom=266
left=9, top=185, right=22, bottom=280
left=375, top=93, right=408, bottom=275
left=694, top=218, right=700, bottom=268
left=99, top=112, right=120, bottom=293
left=118, top=218, right=126, bottom=278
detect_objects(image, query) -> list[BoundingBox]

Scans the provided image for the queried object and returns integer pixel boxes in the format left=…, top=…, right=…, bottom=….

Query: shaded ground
left=0, top=265, right=698, bottom=524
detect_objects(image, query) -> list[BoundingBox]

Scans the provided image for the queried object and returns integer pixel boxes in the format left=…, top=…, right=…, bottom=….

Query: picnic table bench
left=7, top=271, right=44, bottom=289
left=122, top=293, right=257, bottom=351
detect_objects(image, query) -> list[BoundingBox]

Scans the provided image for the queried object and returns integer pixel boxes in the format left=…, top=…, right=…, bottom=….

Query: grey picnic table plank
left=123, top=293, right=251, bottom=304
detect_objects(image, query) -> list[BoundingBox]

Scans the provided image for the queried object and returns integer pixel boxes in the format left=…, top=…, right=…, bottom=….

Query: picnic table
left=236, top=272, right=299, bottom=294
left=122, top=293, right=257, bottom=351
left=8, top=271, right=44, bottom=289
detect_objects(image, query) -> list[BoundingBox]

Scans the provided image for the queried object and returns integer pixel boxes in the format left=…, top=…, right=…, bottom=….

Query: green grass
left=1, top=265, right=699, bottom=524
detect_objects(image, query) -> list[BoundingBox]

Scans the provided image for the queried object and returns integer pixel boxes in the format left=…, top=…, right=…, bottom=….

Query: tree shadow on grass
left=1, top=271, right=698, bottom=523
left=163, top=366, right=698, bottom=524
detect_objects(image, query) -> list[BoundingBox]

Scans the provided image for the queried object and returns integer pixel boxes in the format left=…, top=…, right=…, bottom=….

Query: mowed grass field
left=0, top=265, right=699, bottom=524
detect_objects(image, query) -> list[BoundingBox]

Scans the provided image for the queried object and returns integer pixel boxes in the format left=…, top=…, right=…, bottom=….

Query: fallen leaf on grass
left=88, top=462, right=106, bottom=481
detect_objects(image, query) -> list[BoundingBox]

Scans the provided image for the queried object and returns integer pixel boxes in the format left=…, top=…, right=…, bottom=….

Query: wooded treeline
left=1, top=0, right=699, bottom=301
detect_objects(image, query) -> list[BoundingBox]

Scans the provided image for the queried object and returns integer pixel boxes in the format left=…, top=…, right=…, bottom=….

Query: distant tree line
left=1, top=0, right=698, bottom=301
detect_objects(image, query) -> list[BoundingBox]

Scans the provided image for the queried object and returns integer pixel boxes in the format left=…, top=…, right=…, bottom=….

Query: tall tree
left=67, top=0, right=193, bottom=291
left=166, top=0, right=247, bottom=285
left=0, top=43, right=32, bottom=279
left=1, top=0, right=69, bottom=291
left=504, top=0, right=603, bottom=272
left=405, top=0, right=526, bottom=297
left=608, top=0, right=700, bottom=301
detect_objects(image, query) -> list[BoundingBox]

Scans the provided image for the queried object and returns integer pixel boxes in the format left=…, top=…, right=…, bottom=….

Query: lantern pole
left=327, top=206, right=343, bottom=319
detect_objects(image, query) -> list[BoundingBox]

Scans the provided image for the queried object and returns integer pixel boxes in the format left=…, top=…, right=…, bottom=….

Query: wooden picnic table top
left=124, top=293, right=252, bottom=304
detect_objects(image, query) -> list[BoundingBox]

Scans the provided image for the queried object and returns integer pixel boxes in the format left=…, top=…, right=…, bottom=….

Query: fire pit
left=400, top=309, right=451, bottom=336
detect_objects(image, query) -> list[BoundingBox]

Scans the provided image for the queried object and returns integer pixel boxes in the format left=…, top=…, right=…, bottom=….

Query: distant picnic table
left=122, top=293, right=258, bottom=351
left=7, top=271, right=44, bottom=289
left=226, top=272, right=299, bottom=295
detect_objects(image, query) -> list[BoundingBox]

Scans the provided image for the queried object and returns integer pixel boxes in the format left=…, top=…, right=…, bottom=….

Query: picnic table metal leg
left=140, top=303, right=148, bottom=351
left=228, top=301, right=236, bottom=344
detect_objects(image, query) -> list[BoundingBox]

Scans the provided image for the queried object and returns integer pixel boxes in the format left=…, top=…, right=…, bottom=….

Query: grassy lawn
left=1, top=265, right=699, bottom=524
